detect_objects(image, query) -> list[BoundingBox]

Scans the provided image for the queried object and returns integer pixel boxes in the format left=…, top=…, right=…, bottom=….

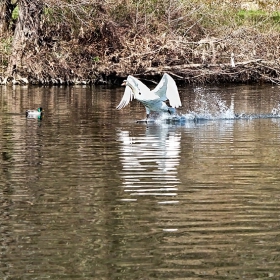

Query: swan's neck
left=127, top=83, right=140, bottom=96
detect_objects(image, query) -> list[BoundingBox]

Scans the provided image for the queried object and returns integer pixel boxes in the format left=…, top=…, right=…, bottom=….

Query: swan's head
left=122, top=77, right=141, bottom=96
left=121, top=79, right=140, bottom=96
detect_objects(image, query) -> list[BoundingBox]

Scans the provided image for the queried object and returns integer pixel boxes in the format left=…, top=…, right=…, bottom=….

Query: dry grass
left=1, top=0, right=280, bottom=84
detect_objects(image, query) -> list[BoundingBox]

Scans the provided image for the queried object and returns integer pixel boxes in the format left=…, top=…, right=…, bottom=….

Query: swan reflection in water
left=117, top=125, right=181, bottom=203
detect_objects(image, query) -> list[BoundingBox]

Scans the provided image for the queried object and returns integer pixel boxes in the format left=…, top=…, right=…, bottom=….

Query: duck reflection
left=118, top=125, right=181, bottom=201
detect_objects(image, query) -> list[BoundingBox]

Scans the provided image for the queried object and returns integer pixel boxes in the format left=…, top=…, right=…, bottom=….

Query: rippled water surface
left=1, top=84, right=280, bottom=279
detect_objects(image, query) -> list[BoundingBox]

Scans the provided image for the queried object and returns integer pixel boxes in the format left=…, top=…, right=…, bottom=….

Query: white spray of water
left=155, top=90, right=280, bottom=124
left=155, top=91, right=236, bottom=123
left=271, top=104, right=280, bottom=116
left=186, top=91, right=236, bottom=120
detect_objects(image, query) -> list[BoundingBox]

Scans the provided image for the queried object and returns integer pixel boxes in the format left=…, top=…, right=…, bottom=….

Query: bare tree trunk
left=0, top=0, right=15, bottom=35
left=0, top=0, right=9, bottom=35
left=6, top=0, right=43, bottom=77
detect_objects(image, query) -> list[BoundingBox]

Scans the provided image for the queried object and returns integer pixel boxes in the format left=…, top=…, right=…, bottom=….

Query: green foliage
left=92, top=56, right=100, bottom=63
left=238, top=9, right=266, bottom=19
left=236, top=9, right=280, bottom=30
left=12, top=5, right=18, bottom=20
left=184, top=1, right=280, bottom=34
left=44, top=7, right=54, bottom=17
left=272, top=11, right=280, bottom=23
left=238, top=9, right=267, bottom=23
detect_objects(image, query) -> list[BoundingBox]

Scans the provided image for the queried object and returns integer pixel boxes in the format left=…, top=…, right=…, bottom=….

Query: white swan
left=116, top=73, right=181, bottom=121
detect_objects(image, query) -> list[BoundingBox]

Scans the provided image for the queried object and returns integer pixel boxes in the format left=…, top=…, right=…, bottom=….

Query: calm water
left=1, top=84, right=280, bottom=279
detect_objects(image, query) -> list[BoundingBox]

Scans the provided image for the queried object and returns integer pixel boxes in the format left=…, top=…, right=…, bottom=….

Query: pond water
left=1, top=83, right=280, bottom=279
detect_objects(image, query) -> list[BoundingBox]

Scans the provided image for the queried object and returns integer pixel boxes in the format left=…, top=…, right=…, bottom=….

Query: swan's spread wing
left=116, top=83, right=134, bottom=110
left=151, top=73, right=182, bottom=108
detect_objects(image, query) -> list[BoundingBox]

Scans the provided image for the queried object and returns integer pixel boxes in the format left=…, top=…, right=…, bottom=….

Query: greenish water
left=1, top=84, right=280, bottom=279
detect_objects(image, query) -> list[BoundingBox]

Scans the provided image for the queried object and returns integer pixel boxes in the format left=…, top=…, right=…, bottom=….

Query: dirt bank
left=1, top=1, right=280, bottom=85
left=2, top=26, right=280, bottom=86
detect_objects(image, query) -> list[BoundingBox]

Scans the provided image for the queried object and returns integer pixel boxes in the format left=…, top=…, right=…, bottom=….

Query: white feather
left=116, top=73, right=181, bottom=114
left=151, top=73, right=182, bottom=108
left=116, top=83, right=133, bottom=110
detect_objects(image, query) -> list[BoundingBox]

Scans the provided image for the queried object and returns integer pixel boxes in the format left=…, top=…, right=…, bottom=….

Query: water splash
left=153, top=90, right=280, bottom=125
left=271, top=104, right=280, bottom=117
left=156, top=91, right=235, bottom=124
left=189, top=90, right=236, bottom=120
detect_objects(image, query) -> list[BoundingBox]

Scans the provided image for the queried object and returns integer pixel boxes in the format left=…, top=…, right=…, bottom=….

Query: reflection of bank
left=118, top=126, right=181, bottom=202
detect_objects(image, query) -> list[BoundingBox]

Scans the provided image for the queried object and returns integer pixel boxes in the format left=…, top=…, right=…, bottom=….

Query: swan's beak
left=121, top=80, right=127, bottom=86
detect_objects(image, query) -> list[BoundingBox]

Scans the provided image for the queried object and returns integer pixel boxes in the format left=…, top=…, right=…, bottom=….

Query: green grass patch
left=238, top=9, right=266, bottom=19
left=237, top=9, right=280, bottom=24
left=272, top=11, right=280, bottom=23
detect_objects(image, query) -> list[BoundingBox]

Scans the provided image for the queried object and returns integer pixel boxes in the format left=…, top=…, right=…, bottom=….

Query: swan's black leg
left=145, top=114, right=150, bottom=123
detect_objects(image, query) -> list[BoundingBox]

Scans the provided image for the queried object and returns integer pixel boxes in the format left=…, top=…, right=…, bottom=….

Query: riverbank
left=2, top=31, right=280, bottom=86
left=1, top=1, right=280, bottom=85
